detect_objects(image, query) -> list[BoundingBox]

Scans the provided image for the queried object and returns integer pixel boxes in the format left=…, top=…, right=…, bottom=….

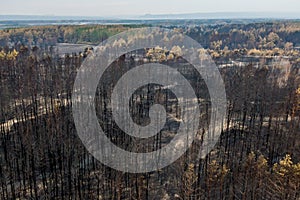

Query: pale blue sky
left=0, top=0, right=299, bottom=16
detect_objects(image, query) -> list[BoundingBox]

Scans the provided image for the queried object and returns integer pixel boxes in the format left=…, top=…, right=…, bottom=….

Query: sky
left=0, top=0, right=300, bottom=17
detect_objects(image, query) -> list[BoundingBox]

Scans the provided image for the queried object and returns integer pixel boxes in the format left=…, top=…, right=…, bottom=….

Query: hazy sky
left=1, top=0, right=299, bottom=16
